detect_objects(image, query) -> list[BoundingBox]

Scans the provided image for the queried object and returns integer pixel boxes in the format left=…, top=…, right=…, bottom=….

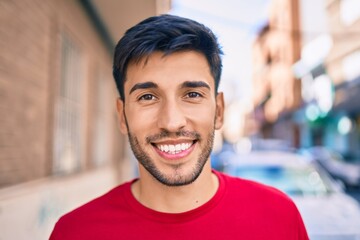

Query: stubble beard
left=125, top=121, right=215, bottom=187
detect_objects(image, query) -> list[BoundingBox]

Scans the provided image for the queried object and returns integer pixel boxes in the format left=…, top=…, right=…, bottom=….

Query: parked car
left=300, top=146, right=360, bottom=188
left=211, top=141, right=238, bottom=172
left=224, top=151, right=360, bottom=240
left=250, top=138, right=295, bottom=152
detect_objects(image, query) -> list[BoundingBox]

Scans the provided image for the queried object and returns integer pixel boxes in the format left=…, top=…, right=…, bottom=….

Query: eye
left=186, top=92, right=203, bottom=98
left=138, top=94, right=156, bottom=101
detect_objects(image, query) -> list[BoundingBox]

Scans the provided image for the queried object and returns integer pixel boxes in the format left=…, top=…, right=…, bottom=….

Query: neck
left=131, top=162, right=219, bottom=213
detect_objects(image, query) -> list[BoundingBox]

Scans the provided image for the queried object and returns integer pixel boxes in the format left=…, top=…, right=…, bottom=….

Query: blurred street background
left=1, top=0, right=360, bottom=239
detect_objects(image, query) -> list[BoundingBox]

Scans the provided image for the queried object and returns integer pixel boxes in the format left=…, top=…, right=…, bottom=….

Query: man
left=50, top=14, right=309, bottom=239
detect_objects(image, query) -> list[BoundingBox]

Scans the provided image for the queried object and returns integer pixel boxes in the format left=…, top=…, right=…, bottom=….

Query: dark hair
left=113, top=14, right=223, bottom=101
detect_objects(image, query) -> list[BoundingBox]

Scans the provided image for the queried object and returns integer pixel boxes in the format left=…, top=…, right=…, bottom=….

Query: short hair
left=113, top=14, right=223, bottom=101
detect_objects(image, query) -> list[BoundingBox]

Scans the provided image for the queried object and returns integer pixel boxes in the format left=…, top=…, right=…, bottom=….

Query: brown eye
left=139, top=94, right=155, bottom=101
left=187, top=92, right=202, bottom=98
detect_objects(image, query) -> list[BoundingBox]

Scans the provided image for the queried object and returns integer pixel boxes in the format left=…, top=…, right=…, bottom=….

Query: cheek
left=126, top=106, right=159, bottom=131
left=184, top=105, right=216, bottom=125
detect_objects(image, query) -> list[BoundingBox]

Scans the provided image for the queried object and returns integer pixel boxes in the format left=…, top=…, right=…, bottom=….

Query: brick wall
left=0, top=0, right=125, bottom=187
left=0, top=0, right=53, bottom=186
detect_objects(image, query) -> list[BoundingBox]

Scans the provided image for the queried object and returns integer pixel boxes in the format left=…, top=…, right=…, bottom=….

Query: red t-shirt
left=50, top=171, right=309, bottom=239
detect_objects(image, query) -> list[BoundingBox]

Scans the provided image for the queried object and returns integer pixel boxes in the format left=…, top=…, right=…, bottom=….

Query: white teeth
left=169, top=145, right=175, bottom=152
left=156, top=143, right=192, bottom=154
left=181, top=143, right=186, bottom=150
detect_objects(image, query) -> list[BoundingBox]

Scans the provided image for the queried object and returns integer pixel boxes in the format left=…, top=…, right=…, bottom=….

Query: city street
left=2, top=0, right=360, bottom=239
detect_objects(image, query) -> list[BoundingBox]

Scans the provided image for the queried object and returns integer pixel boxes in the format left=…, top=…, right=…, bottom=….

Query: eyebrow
left=181, top=81, right=211, bottom=90
left=129, top=80, right=211, bottom=95
left=129, top=82, right=158, bottom=94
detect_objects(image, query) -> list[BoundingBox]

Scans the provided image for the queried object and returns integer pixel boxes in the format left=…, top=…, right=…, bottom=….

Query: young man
left=50, top=14, right=309, bottom=239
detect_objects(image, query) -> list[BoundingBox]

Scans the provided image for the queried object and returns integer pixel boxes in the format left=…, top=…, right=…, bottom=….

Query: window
left=92, top=70, right=113, bottom=167
left=53, top=33, right=84, bottom=175
left=340, top=0, right=360, bottom=26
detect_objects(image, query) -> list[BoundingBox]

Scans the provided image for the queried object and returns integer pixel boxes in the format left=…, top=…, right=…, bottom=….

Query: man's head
left=113, top=15, right=224, bottom=187
left=113, top=14, right=223, bottom=101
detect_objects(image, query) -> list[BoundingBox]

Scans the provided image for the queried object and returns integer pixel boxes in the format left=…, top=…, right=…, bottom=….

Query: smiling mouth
left=152, top=141, right=196, bottom=155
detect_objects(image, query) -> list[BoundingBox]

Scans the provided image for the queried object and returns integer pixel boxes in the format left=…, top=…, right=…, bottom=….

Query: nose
left=157, top=99, right=187, bottom=132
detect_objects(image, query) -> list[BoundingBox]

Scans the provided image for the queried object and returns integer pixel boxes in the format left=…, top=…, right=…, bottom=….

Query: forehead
left=125, top=51, right=214, bottom=90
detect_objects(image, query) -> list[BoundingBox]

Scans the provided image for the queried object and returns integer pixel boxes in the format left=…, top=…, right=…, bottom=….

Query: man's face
left=117, top=51, right=224, bottom=186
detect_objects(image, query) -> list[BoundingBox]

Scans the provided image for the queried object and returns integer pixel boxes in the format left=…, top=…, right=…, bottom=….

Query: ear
left=116, top=98, right=128, bottom=134
left=214, top=92, right=224, bottom=130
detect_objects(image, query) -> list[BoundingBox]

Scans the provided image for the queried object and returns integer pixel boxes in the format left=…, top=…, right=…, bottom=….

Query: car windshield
left=232, top=166, right=332, bottom=196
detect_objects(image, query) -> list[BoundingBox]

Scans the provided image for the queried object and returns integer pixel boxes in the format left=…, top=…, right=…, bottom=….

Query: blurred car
left=300, top=146, right=360, bottom=188
left=211, top=141, right=238, bottom=172
left=224, top=151, right=360, bottom=240
left=250, top=138, right=296, bottom=152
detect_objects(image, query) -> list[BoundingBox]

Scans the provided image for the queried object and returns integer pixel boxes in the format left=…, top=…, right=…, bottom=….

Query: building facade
left=251, top=0, right=302, bottom=146
left=322, top=0, right=360, bottom=157
left=251, top=0, right=360, bottom=155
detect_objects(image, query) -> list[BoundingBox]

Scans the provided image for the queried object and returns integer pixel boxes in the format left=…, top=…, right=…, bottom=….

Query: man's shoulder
left=71, top=180, right=131, bottom=214
left=50, top=180, right=133, bottom=239
left=215, top=172, right=308, bottom=239
left=218, top=171, right=300, bottom=222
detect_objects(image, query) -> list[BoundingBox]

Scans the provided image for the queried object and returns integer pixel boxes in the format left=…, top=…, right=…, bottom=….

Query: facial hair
left=125, top=121, right=215, bottom=187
